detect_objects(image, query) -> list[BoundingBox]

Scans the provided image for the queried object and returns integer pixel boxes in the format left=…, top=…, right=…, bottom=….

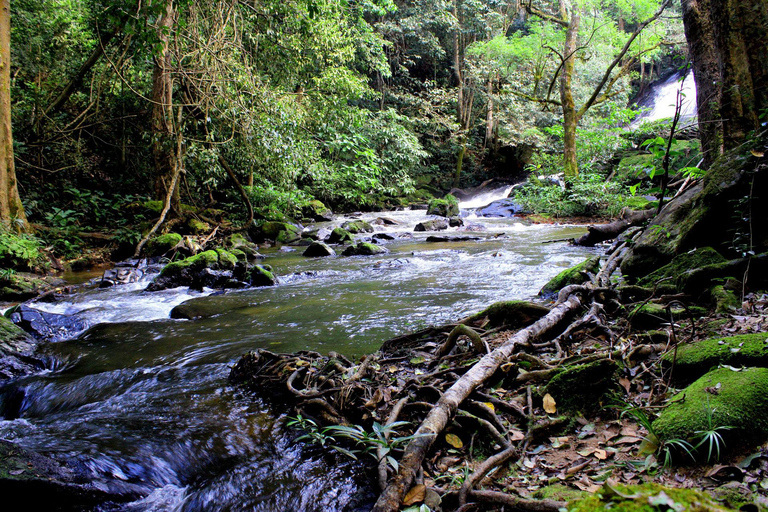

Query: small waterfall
left=632, top=70, right=697, bottom=126
left=459, top=185, right=515, bottom=209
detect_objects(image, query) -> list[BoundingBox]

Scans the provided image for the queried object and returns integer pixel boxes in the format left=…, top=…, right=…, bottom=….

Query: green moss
left=342, top=220, right=374, bottom=234
left=248, top=265, right=277, bottom=287
left=630, top=303, right=707, bottom=330
left=215, top=249, right=238, bottom=270
left=652, top=367, right=768, bottom=446
left=710, top=285, right=740, bottom=313
left=568, top=482, right=734, bottom=511
left=638, top=247, right=726, bottom=289
left=342, top=242, right=388, bottom=256
left=533, top=483, right=585, bottom=503
left=426, top=195, right=459, bottom=217
left=188, top=218, right=210, bottom=234
left=259, top=222, right=301, bottom=242
left=463, top=300, right=550, bottom=329
left=145, top=233, right=182, bottom=257
left=0, top=272, right=60, bottom=301
left=229, top=248, right=247, bottom=262
left=328, top=227, right=353, bottom=244
left=0, top=315, right=31, bottom=349
left=544, top=359, right=618, bottom=412
left=302, top=200, right=332, bottom=220
left=159, top=250, right=219, bottom=277
left=539, top=257, right=601, bottom=297
left=663, top=333, right=768, bottom=382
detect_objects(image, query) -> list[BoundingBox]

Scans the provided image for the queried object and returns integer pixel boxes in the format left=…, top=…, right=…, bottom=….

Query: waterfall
left=631, top=70, right=697, bottom=126
left=458, top=185, right=515, bottom=209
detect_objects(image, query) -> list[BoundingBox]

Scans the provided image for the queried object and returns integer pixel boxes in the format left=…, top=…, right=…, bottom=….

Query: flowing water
left=0, top=204, right=596, bottom=511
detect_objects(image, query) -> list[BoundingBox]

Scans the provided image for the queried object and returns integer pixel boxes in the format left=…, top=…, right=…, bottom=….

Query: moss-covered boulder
left=147, top=250, right=225, bottom=291
left=145, top=233, right=182, bottom=257
left=247, top=265, right=277, bottom=287
left=629, top=302, right=707, bottom=330
left=328, top=227, right=354, bottom=244
left=342, top=220, right=374, bottom=234
left=710, top=285, right=740, bottom=313
left=637, top=247, right=726, bottom=288
left=539, top=257, right=600, bottom=298
left=414, top=219, right=449, bottom=232
left=1, top=315, right=43, bottom=381
left=301, top=200, right=333, bottom=222
left=427, top=195, right=459, bottom=217
left=662, top=333, right=768, bottom=383
left=252, top=221, right=301, bottom=244
left=341, top=242, right=388, bottom=256
left=461, top=301, right=550, bottom=329
left=653, top=367, right=768, bottom=451
left=0, top=272, right=63, bottom=302
left=303, top=241, right=336, bottom=257
left=187, top=218, right=210, bottom=235
left=226, top=233, right=263, bottom=261
left=543, top=359, right=619, bottom=412
left=568, top=482, right=733, bottom=512
left=215, top=249, right=238, bottom=270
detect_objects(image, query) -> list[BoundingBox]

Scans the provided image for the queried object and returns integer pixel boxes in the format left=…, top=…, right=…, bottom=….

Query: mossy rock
left=159, top=250, right=219, bottom=277
left=0, top=272, right=63, bottom=302
left=1, top=315, right=35, bottom=356
left=629, top=303, right=707, bottom=330
left=328, top=228, right=354, bottom=244
left=462, top=301, right=550, bottom=329
left=710, top=285, right=740, bottom=313
left=414, top=219, right=449, bottom=232
left=303, top=241, right=336, bottom=257
left=568, top=482, right=734, bottom=511
left=539, top=257, right=601, bottom=298
left=341, top=220, right=374, bottom=234
left=226, top=233, right=263, bottom=261
left=637, top=247, right=726, bottom=289
left=301, top=200, right=333, bottom=222
left=341, top=242, right=388, bottom=256
left=145, top=233, right=182, bottom=257
left=544, top=359, right=619, bottom=413
left=652, top=367, right=768, bottom=450
left=187, top=218, right=210, bottom=235
left=247, top=265, right=277, bottom=287
left=229, top=248, right=247, bottom=262
left=254, top=222, right=301, bottom=243
left=662, top=333, right=768, bottom=383
left=533, top=483, right=586, bottom=503
left=215, top=249, right=238, bottom=270
left=427, top=195, right=459, bottom=217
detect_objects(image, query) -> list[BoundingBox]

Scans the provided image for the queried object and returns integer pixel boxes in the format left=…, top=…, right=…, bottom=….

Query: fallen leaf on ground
left=543, top=393, right=557, bottom=414
left=403, top=484, right=426, bottom=506
left=445, top=433, right=463, bottom=449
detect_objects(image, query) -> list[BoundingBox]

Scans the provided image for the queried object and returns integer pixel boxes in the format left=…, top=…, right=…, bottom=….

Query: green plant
left=323, top=421, right=426, bottom=471
left=692, top=400, right=734, bottom=463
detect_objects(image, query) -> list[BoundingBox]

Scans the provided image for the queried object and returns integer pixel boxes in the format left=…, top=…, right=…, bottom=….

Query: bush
left=0, top=230, right=46, bottom=271
left=514, top=173, right=629, bottom=218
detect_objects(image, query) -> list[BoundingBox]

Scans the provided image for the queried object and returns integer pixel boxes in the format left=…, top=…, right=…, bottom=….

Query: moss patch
left=427, top=195, right=459, bottom=217
left=187, top=218, right=210, bottom=234
left=663, top=333, right=768, bottom=383
left=215, top=249, right=238, bottom=270
left=328, top=228, right=353, bottom=244
left=539, top=257, right=601, bottom=297
left=159, top=250, right=219, bottom=277
left=544, top=359, right=619, bottom=412
left=652, top=367, right=768, bottom=448
left=258, top=222, right=301, bottom=242
left=533, top=483, right=586, bottom=503
left=145, top=233, right=182, bottom=257
left=341, top=242, right=388, bottom=256
left=568, top=482, right=734, bottom=511
left=462, top=301, right=550, bottom=329
left=342, top=220, right=374, bottom=234
left=247, top=265, right=277, bottom=287
left=637, top=247, right=726, bottom=289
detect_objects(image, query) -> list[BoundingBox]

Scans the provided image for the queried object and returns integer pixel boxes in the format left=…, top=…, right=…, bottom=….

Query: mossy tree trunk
left=560, top=7, right=580, bottom=178
left=0, top=0, right=28, bottom=231
left=682, top=0, right=768, bottom=165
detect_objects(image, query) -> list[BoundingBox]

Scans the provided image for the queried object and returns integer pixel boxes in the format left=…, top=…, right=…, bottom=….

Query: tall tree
left=0, top=0, right=28, bottom=230
left=682, top=0, right=768, bottom=166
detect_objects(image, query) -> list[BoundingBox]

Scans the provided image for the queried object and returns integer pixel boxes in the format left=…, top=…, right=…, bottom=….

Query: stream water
left=0, top=198, right=597, bottom=511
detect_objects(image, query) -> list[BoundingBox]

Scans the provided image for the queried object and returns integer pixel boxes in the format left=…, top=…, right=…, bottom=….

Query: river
left=0, top=202, right=595, bottom=511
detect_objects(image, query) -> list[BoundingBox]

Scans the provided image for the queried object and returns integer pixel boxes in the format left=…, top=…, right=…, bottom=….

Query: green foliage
left=0, top=230, right=45, bottom=271
left=515, top=173, right=630, bottom=218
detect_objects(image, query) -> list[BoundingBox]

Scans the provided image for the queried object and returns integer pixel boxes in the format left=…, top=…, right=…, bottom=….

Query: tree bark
left=151, top=0, right=180, bottom=214
left=0, top=0, right=28, bottom=231
left=560, top=7, right=580, bottom=178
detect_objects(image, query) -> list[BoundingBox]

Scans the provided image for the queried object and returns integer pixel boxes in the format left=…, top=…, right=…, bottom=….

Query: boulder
left=0, top=272, right=64, bottom=302
left=144, top=233, right=182, bottom=257
left=0, top=316, right=44, bottom=381
left=538, top=257, right=601, bottom=298
left=636, top=246, right=726, bottom=288
left=302, top=227, right=333, bottom=242
left=372, top=233, right=395, bottom=241
left=373, top=217, right=400, bottom=226
left=247, top=265, right=278, bottom=287
left=226, top=233, right=264, bottom=262
left=653, top=367, right=768, bottom=455
left=662, top=333, right=768, bottom=384
left=328, top=227, right=354, bottom=244
left=303, top=241, right=336, bottom=257
left=100, top=264, right=144, bottom=288
left=425, top=235, right=481, bottom=243
left=414, top=219, right=449, bottom=232
left=448, top=216, right=463, bottom=227
left=342, top=243, right=389, bottom=256
left=250, top=221, right=302, bottom=244
left=426, top=195, right=459, bottom=217
left=544, top=359, right=619, bottom=412
left=8, top=305, right=89, bottom=342
left=145, top=250, right=250, bottom=291
left=475, top=198, right=526, bottom=218
left=342, top=220, right=374, bottom=234
left=301, top=200, right=334, bottom=222
left=0, top=440, right=145, bottom=510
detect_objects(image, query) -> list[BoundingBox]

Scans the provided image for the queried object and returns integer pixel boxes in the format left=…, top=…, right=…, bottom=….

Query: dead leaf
left=750, top=149, right=765, bottom=158
left=619, top=377, right=631, bottom=393
left=510, top=429, right=525, bottom=441
left=483, top=402, right=495, bottom=413
left=614, top=436, right=642, bottom=445
left=543, top=393, right=557, bottom=414
left=388, top=366, right=398, bottom=373
left=403, top=484, right=426, bottom=506
left=364, top=388, right=384, bottom=408
left=445, top=433, right=464, bottom=449
left=594, top=449, right=608, bottom=460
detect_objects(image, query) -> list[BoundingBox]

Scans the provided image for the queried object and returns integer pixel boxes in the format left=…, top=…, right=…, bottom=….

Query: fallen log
left=371, top=293, right=584, bottom=512
left=573, top=208, right=654, bottom=247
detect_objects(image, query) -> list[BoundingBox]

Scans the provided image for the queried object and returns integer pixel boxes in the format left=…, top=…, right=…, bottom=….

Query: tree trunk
left=560, top=8, right=580, bottom=178
left=484, top=75, right=494, bottom=150
left=151, top=0, right=180, bottom=214
left=681, top=0, right=723, bottom=168
left=0, top=0, right=28, bottom=231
